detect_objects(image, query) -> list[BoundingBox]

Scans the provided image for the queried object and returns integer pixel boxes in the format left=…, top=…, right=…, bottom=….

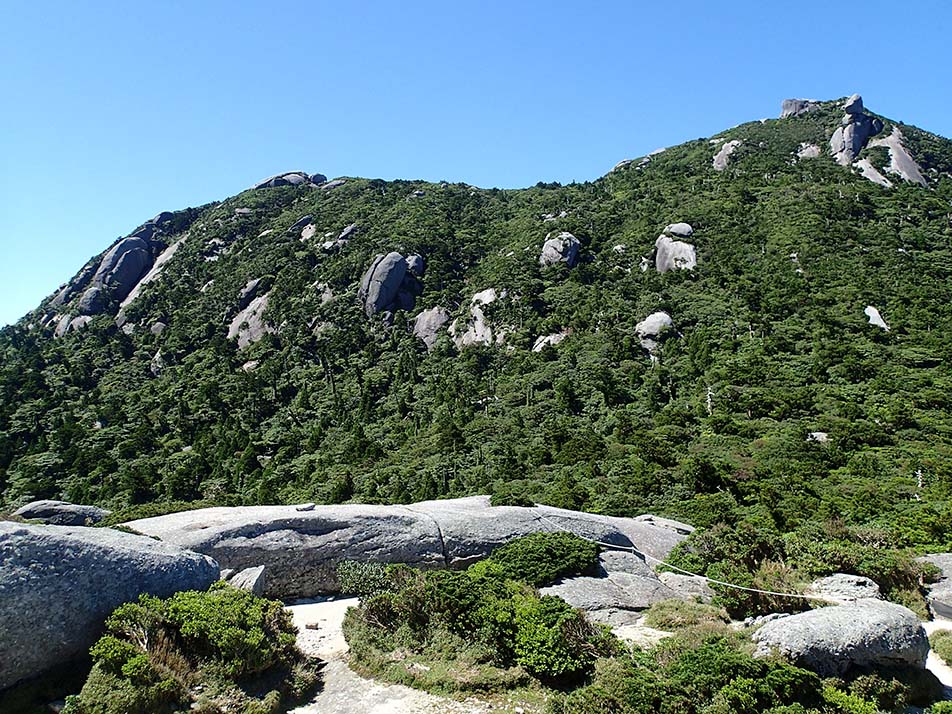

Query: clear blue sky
left=2, top=0, right=950, bottom=326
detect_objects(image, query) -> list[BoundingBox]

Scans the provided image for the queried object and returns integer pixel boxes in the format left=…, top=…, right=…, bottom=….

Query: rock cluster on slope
left=449, top=288, right=506, bottom=348
left=357, top=252, right=425, bottom=320
left=412, top=306, right=451, bottom=350
left=0, top=522, right=218, bottom=691
left=752, top=599, right=928, bottom=676
left=713, top=139, right=742, bottom=171
left=830, top=94, right=885, bottom=166
left=251, top=171, right=327, bottom=189
left=125, top=495, right=690, bottom=599
left=655, top=224, right=696, bottom=273
left=780, top=98, right=819, bottom=118
left=636, top=311, right=674, bottom=356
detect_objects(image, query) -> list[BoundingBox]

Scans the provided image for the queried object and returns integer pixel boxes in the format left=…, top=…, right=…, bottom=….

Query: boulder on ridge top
left=780, top=98, right=819, bottom=118
left=12, top=500, right=110, bottom=526
left=0, top=522, right=218, bottom=691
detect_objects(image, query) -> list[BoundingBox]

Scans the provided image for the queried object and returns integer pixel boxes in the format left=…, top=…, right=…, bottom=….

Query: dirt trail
left=286, top=597, right=498, bottom=714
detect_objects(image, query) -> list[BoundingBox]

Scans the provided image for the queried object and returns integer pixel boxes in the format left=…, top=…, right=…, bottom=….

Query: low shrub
left=488, top=532, right=599, bottom=587
left=62, top=583, right=319, bottom=714
left=336, top=560, right=395, bottom=597
left=643, top=599, right=729, bottom=630
left=931, top=629, right=952, bottom=665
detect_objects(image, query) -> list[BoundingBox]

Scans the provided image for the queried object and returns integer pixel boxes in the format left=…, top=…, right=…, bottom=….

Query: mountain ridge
left=2, top=94, right=952, bottom=556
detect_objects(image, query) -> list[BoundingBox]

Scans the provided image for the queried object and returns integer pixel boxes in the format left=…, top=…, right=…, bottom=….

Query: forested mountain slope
left=3, top=94, right=952, bottom=552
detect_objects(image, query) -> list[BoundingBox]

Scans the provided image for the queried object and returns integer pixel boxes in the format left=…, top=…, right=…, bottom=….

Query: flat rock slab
left=12, top=500, right=110, bottom=526
left=126, top=496, right=690, bottom=598
left=0, top=522, right=219, bottom=690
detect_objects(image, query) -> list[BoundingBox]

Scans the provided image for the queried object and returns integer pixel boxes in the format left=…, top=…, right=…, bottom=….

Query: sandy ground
left=286, top=597, right=500, bottom=714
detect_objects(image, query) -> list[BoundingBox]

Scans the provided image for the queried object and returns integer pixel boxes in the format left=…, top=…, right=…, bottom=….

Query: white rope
left=537, top=516, right=843, bottom=604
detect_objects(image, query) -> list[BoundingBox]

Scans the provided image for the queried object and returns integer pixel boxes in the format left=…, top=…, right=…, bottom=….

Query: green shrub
left=336, top=560, right=394, bottom=597
left=928, top=702, right=952, bottom=714
left=488, top=532, right=599, bottom=587
left=931, top=629, right=952, bottom=665
left=63, top=584, right=319, bottom=714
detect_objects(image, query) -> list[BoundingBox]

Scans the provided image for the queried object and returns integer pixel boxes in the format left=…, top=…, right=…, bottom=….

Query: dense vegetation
left=339, top=535, right=616, bottom=692
left=62, top=583, right=320, bottom=714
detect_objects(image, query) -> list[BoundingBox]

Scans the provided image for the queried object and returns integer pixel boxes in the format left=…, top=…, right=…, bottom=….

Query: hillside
left=3, top=93, right=952, bottom=553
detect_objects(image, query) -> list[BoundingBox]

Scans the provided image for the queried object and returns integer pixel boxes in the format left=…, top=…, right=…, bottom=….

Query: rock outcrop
left=781, top=99, right=819, bottom=118
left=358, top=252, right=424, bottom=319
left=864, top=305, right=889, bottom=331
left=797, top=143, right=821, bottom=159
left=532, top=331, right=569, bottom=352
left=830, top=94, right=885, bottom=166
left=227, top=292, right=274, bottom=349
left=919, top=553, right=952, bottom=618
left=0, top=522, right=218, bottom=690
left=539, top=231, right=580, bottom=268
left=636, top=311, right=674, bottom=356
left=752, top=599, right=928, bottom=676
left=252, top=171, right=322, bottom=189
left=713, top=140, right=741, bottom=171
left=540, top=550, right=679, bottom=626
left=125, top=496, right=690, bottom=599
left=412, top=306, right=451, bottom=350
left=806, top=573, right=881, bottom=601
left=655, top=224, right=696, bottom=273
left=449, top=289, right=505, bottom=348
left=12, top=499, right=111, bottom=526
left=867, top=127, right=928, bottom=186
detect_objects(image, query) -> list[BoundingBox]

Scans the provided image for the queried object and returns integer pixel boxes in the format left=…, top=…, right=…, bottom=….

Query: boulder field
left=126, top=495, right=691, bottom=599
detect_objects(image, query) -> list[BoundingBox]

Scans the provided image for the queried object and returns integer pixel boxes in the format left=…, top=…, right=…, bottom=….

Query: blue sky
left=2, top=0, right=950, bottom=326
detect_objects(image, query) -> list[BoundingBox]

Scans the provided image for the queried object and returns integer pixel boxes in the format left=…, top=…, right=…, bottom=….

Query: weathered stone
left=532, top=331, right=569, bottom=352
left=321, top=179, right=346, bottom=190
left=713, top=139, right=741, bottom=171
left=636, top=311, right=674, bottom=354
left=0, top=522, right=218, bottom=690
left=797, top=143, right=821, bottom=159
left=309, top=173, right=328, bottom=185
left=843, top=93, right=864, bottom=115
left=288, top=215, right=313, bottom=233
left=854, top=158, right=893, bottom=187
left=237, top=278, right=263, bottom=311
left=919, top=554, right=952, bottom=618
left=450, top=289, right=504, bottom=348
left=406, top=254, right=425, bottom=276
left=868, top=127, right=928, bottom=186
left=228, top=293, right=274, bottom=349
left=655, top=235, right=696, bottom=273
left=228, top=565, right=266, bottom=596
left=413, top=306, right=451, bottom=350
left=633, top=514, right=694, bottom=535
left=806, top=574, right=881, bottom=601
left=663, top=222, right=694, bottom=238
left=358, top=252, right=409, bottom=317
left=12, top=500, right=110, bottom=526
left=539, top=231, right=580, bottom=268
left=752, top=599, right=928, bottom=676
left=125, top=496, right=689, bottom=599
left=781, top=99, right=819, bottom=118
left=864, top=305, right=889, bottom=331
left=658, top=572, right=715, bottom=603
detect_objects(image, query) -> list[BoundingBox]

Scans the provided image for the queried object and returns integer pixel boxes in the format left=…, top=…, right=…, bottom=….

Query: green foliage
left=63, top=584, right=318, bottom=714
left=930, top=629, right=952, bottom=665
left=342, top=552, right=616, bottom=693
left=488, top=532, right=599, bottom=587
left=336, top=560, right=396, bottom=597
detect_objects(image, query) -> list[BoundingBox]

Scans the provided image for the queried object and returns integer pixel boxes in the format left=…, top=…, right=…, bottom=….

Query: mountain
left=3, top=94, right=952, bottom=549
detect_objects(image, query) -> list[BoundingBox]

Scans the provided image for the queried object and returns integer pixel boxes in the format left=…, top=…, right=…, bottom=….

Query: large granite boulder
left=752, top=599, right=928, bottom=676
left=358, top=252, right=424, bottom=319
left=12, top=500, right=110, bottom=526
left=867, top=127, right=928, bottom=186
left=713, top=139, right=741, bottom=171
left=636, top=311, right=674, bottom=355
left=0, top=522, right=218, bottom=691
left=76, top=237, right=155, bottom=316
left=252, top=171, right=315, bottom=189
left=830, top=95, right=885, bottom=166
left=125, top=496, right=689, bottom=599
left=805, top=573, right=881, bottom=601
left=655, top=225, right=696, bottom=273
left=413, top=306, right=451, bottom=350
left=539, top=231, right=581, bottom=268
left=781, top=98, right=819, bottom=118
left=919, top=553, right=952, bottom=618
